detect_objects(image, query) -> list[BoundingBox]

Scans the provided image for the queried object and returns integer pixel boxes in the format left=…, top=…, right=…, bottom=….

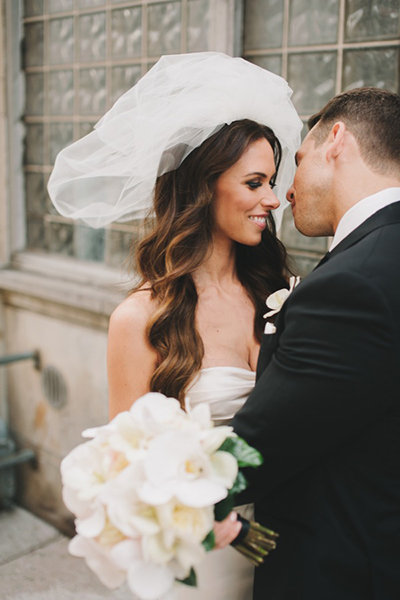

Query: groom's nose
left=286, top=187, right=295, bottom=203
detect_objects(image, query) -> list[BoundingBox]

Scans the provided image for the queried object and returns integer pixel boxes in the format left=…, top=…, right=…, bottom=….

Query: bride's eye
left=246, top=180, right=262, bottom=189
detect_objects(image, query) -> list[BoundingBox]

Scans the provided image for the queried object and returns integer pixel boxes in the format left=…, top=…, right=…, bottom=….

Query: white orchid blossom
left=264, top=276, right=301, bottom=319
left=127, top=560, right=175, bottom=600
left=156, top=501, right=214, bottom=546
left=140, top=430, right=236, bottom=508
left=61, top=440, right=121, bottom=538
left=100, top=463, right=160, bottom=538
left=69, top=534, right=127, bottom=589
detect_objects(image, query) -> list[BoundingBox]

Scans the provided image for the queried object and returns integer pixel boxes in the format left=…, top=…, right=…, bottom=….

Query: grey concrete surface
left=0, top=506, right=131, bottom=599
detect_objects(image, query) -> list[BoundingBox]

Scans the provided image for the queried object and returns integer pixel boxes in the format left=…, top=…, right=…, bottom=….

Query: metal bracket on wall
left=0, top=350, right=41, bottom=371
left=0, top=350, right=40, bottom=508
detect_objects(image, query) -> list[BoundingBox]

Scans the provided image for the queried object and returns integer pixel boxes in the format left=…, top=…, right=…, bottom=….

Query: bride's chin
left=239, top=236, right=262, bottom=247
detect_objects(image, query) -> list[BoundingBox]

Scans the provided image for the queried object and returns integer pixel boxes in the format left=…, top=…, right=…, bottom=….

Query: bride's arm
left=107, top=291, right=158, bottom=420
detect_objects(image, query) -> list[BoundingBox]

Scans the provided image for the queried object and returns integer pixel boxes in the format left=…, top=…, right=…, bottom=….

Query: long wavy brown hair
left=133, top=119, right=291, bottom=407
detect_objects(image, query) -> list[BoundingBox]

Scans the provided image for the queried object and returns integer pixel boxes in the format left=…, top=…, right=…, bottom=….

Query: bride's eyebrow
left=243, top=171, right=267, bottom=178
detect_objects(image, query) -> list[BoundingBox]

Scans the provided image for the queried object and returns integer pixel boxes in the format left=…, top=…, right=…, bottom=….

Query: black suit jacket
left=233, top=201, right=400, bottom=600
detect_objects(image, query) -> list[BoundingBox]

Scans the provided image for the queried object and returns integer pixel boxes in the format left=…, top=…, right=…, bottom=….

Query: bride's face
left=212, top=138, right=280, bottom=246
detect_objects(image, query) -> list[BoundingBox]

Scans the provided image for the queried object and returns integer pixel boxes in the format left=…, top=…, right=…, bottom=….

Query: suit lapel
left=257, top=202, right=400, bottom=378
left=314, top=251, right=331, bottom=270
left=256, top=307, right=286, bottom=378
left=256, top=332, right=277, bottom=378
left=315, top=201, right=400, bottom=269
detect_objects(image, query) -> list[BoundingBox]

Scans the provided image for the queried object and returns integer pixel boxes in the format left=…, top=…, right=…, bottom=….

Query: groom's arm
left=233, top=270, right=397, bottom=502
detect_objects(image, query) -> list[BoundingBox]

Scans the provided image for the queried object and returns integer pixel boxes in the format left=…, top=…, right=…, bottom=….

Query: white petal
left=107, top=497, right=159, bottom=537
left=127, top=560, right=175, bottom=600
left=138, top=481, right=174, bottom=506
left=62, top=485, right=91, bottom=517
left=200, top=427, right=233, bottom=454
left=110, top=539, right=142, bottom=570
left=175, top=479, right=227, bottom=507
left=176, top=540, right=205, bottom=571
left=61, top=442, right=109, bottom=498
left=130, top=512, right=161, bottom=536
left=69, top=535, right=126, bottom=589
left=162, top=528, right=176, bottom=551
left=81, top=423, right=111, bottom=438
left=76, top=505, right=105, bottom=538
left=169, top=558, right=189, bottom=580
left=86, top=553, right=126, bottom=589
left=263, top=308, right=279, bottom=318
left=268, top=288, right=290, bottom=309
left=264, top=322, right=277, bottom=334
left=68, top=534, right=88, bottom=557
left=210, top=451, right=238, bottom=488
left=145, top=431, right=202, bottom=484
left=143, top=534, right=175, bottom=564
left=189, top=403, right=212, bottom=428
left=131, top=393, right=182, bottom=425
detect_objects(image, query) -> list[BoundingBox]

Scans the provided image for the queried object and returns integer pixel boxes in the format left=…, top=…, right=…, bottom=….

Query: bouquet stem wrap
left=231, top=516, right=278, bottom=566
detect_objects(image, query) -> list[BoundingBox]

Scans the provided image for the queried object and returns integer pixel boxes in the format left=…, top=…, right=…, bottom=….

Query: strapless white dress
left=174, top=366, right=256, bottom=600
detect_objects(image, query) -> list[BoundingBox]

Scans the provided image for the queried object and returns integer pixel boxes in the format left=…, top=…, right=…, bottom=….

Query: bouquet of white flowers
left=61, top=392, right=277, bottom=599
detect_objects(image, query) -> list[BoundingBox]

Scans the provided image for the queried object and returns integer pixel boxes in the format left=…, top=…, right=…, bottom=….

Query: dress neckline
left=200, top=365, right=256, bottom=375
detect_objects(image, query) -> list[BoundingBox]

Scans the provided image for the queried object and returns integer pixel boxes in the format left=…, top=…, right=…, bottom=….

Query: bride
left=48, top=53, right=301, bottom=598
left=108, top=118, right=291, bottom=599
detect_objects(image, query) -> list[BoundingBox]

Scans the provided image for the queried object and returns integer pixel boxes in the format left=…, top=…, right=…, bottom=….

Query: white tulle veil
left=48, top=52, right=302, bottom=230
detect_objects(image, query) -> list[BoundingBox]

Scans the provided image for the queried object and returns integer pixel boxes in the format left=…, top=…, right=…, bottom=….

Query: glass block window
left=22, top=0, right=213, bottom=266
left=244, top=0, right=400, bottom=274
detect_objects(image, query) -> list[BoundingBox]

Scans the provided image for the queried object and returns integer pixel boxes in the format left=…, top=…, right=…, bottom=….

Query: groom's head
left=308, top=88, right=400, bottom=177
left=287, top=87, right=400, bottom=237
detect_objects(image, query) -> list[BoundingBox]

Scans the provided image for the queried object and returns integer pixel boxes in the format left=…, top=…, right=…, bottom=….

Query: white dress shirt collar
left=329, top=187, right=400, bottom=251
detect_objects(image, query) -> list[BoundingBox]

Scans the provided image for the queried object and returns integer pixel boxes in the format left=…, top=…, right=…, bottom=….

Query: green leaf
left=202, top=529, right=215, bottom=552
left=218, top=437, right=237, bottom=454
left=214, top=493, right=235, bottom=521
left=218, top=436, right=263, bottom=468
left=177, top=567, right=197, bottom=587
left=230, top=470, right=247, bottom=496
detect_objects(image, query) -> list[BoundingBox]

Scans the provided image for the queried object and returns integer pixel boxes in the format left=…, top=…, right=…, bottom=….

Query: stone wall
left=0, top=259, right=125, bottom=533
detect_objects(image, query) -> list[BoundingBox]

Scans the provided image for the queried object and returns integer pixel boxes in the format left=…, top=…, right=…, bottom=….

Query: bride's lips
left=248, top=214, right=268, bottom=230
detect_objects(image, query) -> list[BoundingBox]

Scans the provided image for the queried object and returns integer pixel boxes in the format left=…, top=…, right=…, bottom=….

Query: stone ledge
left=0, top=508, right=129, bottom=599
left=0, top=506, right=61, bottom=567
left=0, top=267, right=126, bottom=329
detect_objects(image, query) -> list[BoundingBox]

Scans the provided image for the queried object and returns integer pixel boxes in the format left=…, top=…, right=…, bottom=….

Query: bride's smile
left=212, top=137, right=280, bottom=246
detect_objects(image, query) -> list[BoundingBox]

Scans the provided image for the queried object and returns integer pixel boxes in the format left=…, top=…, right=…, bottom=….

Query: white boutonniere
left=263, top=276, right=301, bottom=334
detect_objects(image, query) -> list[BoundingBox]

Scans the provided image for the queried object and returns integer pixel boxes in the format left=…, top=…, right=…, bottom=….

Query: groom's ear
left=325, top=121, right=347, bottom=161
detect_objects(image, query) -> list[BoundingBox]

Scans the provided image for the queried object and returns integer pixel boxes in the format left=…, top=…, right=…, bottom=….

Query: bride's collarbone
left=196, top=287, right=256, bottom=323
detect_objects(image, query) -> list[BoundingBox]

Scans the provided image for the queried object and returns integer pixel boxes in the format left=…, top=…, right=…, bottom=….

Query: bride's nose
left=261, top=188, right=280, bottom=210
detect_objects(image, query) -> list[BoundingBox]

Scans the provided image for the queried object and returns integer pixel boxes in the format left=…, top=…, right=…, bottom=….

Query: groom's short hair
left=308, top=87, right=400, bottom=175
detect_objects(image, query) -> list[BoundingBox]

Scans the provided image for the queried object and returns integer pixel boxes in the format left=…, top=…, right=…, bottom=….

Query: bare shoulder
left=107, top=286, right=158, bottom=419
left=109, top=286, right=155, bottom=334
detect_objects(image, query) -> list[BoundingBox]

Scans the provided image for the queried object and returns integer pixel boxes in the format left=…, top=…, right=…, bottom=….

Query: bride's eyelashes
left=246, top=179, right=276, bottom=190
left=246, top=180, right=262, bottom=189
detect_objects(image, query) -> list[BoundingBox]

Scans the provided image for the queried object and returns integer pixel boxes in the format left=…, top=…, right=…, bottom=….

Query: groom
left=230, top=87, right=400, bottom=599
